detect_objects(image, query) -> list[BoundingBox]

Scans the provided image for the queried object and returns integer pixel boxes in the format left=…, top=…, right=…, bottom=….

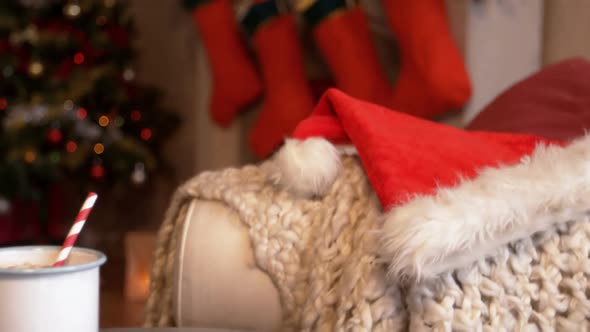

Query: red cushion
left=467, top=57, right=590, bottom=142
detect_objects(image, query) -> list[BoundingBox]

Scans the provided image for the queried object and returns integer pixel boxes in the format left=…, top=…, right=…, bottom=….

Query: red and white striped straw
left=52, top=192, right=98, bottom=267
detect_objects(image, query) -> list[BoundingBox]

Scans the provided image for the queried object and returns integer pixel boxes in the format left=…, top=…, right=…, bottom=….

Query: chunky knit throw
left=144, top=155, right=590, bottom=331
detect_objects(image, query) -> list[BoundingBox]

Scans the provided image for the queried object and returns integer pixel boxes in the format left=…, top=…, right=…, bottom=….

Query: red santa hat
left=271, top=88, right=590, bottom=281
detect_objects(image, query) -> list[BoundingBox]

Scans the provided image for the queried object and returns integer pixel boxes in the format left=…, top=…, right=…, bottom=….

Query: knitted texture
left=144, top=156, right=590, bottom=331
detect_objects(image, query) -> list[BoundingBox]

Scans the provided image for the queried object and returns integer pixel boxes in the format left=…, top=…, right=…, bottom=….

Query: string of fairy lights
left=2, top=97, right=153, bottom=183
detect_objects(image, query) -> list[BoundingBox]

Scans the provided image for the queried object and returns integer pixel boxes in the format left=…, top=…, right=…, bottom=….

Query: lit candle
left=124, top=232, right=156, bottom=302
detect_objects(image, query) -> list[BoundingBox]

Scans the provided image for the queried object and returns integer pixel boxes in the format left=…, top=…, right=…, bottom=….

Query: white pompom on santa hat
left=271, top=88, right=590, bottom=281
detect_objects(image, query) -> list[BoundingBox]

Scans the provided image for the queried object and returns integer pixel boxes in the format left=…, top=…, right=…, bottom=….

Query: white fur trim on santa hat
left=380, top=133, right=590, bottom=283
left=269, top=138, right=343, bottom=198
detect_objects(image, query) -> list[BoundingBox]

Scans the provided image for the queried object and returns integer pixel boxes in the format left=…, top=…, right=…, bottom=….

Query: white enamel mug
left=0, top=246, right=107, bottom=332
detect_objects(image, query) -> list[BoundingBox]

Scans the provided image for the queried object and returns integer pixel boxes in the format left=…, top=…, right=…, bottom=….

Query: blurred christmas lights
left=66, top=141, right=78, bottom=153
left=98, top=115, right=110, bottom=127
left=94, top=143, right=105, bottom=154
left=140, top=128, right=152, bottom=141
left=130, top=110, right=141, bottom=121
left=73, top=52, right=85, bottom=65
left=77, top=107, right=87, bottom=119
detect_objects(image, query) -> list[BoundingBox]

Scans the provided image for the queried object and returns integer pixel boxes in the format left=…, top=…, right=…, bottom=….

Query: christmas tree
left=0, top=0, right=180, bottom=206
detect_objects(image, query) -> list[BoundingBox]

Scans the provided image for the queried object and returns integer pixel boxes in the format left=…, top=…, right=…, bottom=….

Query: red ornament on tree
left=77, top=107, right=87, bottom=119
left=90, top=164, right=105, bottom=180
left=66, top=141, right=77, bottom=153
left=73, top=52, right=85, bottom=65
left=140, top=128, right=152, bottom=141
left=130, top=110, right=141, bottom=121
left=47, top=128, right=63, bottom=144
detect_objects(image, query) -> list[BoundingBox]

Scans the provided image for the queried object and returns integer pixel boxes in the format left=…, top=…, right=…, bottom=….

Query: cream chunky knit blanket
left=145, top=154, right=590, bottom=331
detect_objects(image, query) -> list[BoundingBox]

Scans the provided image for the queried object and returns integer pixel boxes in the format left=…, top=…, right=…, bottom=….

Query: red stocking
left=383, top=0, right=472, bottom=118
left=189, top=0, right=263, bottom=126
left=303, top=0, right=390, bottom=106
left=244, top=2, right=315, bottom=158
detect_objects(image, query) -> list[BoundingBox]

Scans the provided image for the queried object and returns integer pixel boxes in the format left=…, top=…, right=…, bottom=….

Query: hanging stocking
left=301, top=0, right=390, bottom=106
left=186, top=0, right=263, bottom=127
left=243, top=0, right=315, bottom=158
left=383, top=0, right=472, bottom=118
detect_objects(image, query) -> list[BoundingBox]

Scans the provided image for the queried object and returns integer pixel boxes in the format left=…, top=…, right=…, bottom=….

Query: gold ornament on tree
left=28, top=60, right=44, bottom=77
left=24, top=149, right=37, bottom=163
left=63, top=1, right=82, bottom=18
